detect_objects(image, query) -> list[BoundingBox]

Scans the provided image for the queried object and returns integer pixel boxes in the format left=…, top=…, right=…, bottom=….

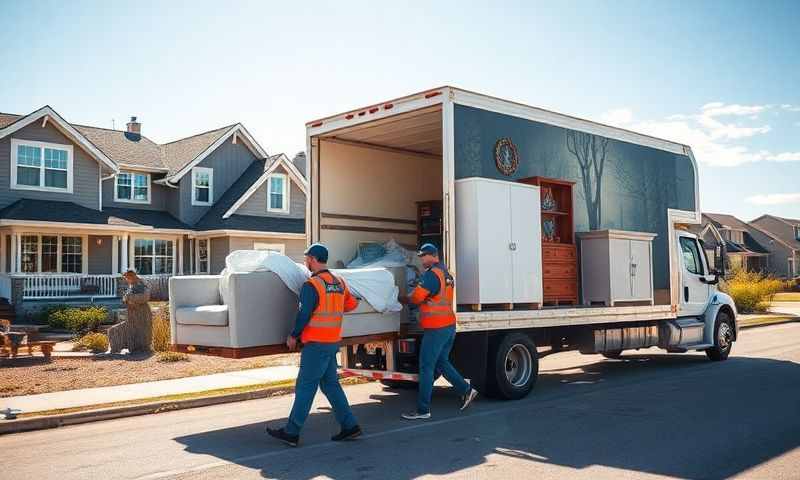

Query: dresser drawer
left=543, top=279, right=577, bottom=298
left=542, top=263, right=577, bottom=279
left=542, top=244, right=576, bottom=263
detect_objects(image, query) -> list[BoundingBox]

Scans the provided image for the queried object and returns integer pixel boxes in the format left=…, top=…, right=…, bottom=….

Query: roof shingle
left=0, top=199, right=190, bottom=230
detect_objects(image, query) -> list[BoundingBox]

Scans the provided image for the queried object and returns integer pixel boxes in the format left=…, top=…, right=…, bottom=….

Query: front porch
left=0, top=226, right=189, bottom=305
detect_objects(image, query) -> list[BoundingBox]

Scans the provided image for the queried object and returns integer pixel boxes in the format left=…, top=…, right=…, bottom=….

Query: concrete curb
left=0, top=383, right=296, bottom=436
left=739, top=315, right=798, bottom=329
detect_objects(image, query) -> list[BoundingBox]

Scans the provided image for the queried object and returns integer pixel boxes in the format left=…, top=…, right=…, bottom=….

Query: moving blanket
left=221, top=250, right=402, bottom=313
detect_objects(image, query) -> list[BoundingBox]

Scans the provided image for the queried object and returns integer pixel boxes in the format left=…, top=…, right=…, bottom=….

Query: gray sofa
left=169, top=270, right=405, bottom=349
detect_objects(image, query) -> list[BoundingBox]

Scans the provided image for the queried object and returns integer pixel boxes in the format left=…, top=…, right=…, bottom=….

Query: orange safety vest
left=416, top=266, right=456, bottom=329
left=301, top=271, right=347, bottom=344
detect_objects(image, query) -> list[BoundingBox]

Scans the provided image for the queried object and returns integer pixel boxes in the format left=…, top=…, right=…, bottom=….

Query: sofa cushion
left=175, top=305, right=229, bottom=327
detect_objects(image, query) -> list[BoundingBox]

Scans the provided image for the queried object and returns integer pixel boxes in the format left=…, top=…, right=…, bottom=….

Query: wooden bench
left=0, top=319, right=56, bottom=359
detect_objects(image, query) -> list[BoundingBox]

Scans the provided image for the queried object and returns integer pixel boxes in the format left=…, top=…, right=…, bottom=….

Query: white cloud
left=600, top=108, right=633, bottom=126
left=701, top=102, right=769, bottom=117
left=746, top=193, right=800, bottom=206
left=781, top=104, right=800, bottom=112
left=598, top=102, right=799, bottom=167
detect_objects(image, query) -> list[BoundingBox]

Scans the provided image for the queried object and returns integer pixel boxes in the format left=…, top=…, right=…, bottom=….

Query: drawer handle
left=509, top=242, right=517, bottom=251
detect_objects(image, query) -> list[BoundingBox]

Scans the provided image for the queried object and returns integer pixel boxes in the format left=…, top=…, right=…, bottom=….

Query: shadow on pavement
left=175, top=353, right=800, bottom=479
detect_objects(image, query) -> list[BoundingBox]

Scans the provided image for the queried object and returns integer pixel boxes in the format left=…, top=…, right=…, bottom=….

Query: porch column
left=177, top=236, right=184, bottom=275
left=14, top=233, right=21, bottom=273
left=111, top=235, right=119, bottom=274
left=173, top=236, right=178, bottom=275
left=0, top=232, right=5, bottom=273
left=121, top=233, right=129, bottom=272
left=10, top=234, right=17, bottom=273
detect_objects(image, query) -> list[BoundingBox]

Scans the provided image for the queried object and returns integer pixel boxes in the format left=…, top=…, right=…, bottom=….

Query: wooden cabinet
left=416, top=200, right=443, bottom=254
left=454, top=178, right=543, bottom=308
left=578, top=229, right=656, bottom=306
left=519, top=177, right=577, bottom=305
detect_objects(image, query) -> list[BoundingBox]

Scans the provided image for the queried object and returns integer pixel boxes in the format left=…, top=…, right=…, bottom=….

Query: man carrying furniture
left=400, top=243, right=478, bottom=420
left=267, top=243, right=362, bottom=447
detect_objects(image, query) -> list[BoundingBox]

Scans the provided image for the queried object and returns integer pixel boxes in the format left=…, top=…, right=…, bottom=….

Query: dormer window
left=115, top=171, right=150, bottom=203
left=267, top=173, right=289, bottom=213
left=191, top=167, right=213, bottom=206
left=10, top=139, right=73, bottom=193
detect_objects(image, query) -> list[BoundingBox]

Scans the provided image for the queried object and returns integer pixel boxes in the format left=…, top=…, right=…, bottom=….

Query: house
left=750, top=214, right=800, bottom=279
left=0, top=106, right=307, bottom=310
left=693, top=213, right=770, bottom=274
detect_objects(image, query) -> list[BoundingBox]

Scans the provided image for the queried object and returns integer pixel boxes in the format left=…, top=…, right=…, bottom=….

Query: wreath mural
left=494, top=137, right=519, bottom=176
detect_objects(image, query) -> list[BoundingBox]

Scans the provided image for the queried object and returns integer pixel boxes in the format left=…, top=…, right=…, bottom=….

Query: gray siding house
left=0, top=106, right=307, bottom=306
left=691, top=213, right=770, bottom=274
left=750, top=214, right=800, bottom=279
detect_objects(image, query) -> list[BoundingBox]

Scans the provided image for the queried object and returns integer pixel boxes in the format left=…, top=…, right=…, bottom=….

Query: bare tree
left=566, top=131, right=609, bottom=230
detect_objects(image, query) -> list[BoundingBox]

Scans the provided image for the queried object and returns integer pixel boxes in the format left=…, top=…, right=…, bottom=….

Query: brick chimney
left=126, top=116, right=141, bottom=135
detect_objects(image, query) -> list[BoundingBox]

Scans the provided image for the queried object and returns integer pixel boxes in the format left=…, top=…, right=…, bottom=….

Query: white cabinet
left=578, top=230, right=656, bottom=306
left=455, top=177, right=543, bottom=306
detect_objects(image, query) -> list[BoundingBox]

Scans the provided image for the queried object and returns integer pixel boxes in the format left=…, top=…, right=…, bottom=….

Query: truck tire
left=602, top=350, right=624, bottom=359
left=706, top=311, right=734, bottom=361
left=486, top=332, right=538, bottom=400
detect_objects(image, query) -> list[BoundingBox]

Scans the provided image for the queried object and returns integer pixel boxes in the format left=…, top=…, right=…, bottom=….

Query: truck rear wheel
left=487, top=332, right=538, bottom=400
left=706, top=311, right=734, bottom=361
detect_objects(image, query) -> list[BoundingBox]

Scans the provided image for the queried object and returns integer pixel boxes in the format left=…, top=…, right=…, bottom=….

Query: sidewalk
left=2, top=365, right=299, bottom=415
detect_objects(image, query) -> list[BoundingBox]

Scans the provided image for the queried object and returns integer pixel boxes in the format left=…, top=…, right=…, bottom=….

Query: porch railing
left=21, top=274, right=121, bottom=300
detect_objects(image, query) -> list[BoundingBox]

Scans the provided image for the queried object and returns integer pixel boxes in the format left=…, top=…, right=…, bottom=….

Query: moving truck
left=305, top=86, right=738, bottom=399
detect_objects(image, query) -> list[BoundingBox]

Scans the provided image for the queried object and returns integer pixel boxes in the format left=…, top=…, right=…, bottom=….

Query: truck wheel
left=487, top=332, right=538, bottom=400
left=706, top=311, right=734, bottom=361
left=602, top=350, right=624, bottom=359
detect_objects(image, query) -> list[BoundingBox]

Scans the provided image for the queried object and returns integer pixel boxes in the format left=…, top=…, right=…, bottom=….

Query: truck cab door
left=677, top=233, right=711, bottom=317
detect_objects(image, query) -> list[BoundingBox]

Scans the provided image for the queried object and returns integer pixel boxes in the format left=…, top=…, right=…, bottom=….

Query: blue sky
left=1, top=0, right=798, bottom=220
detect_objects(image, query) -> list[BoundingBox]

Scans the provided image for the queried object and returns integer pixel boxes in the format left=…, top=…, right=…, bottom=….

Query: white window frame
left=10, top=138, right=74, bottom=193
left=16, top=233, right=85, bottom=274
left=253, top=242, right=285, bottom=254
left=266, top=173, right=289, bottom=213
left=114, top=171, right=151, bottom=204
left=191, top=167, right=214, bottom=206
left=195, top=238, right=210, bottom=274
left=133, top=238, right=175, bottom=275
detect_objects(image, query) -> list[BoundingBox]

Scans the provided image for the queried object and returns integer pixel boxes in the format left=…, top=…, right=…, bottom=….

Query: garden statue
left=108, top=269, right=153, bottom=353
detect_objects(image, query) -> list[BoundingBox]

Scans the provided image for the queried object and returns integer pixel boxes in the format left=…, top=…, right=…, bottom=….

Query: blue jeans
left=417, top=325, right=470, bottom=414
left=286, top=342, right=357, bottom=436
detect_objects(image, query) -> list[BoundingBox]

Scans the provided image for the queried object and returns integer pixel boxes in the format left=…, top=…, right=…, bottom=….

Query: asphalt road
left=3, top=323, right=800, bottom=480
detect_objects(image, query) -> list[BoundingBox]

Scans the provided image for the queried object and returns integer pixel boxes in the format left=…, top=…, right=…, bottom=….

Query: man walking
left=267, top=243, right=362, bottom=446
left=401, top=243, right=478, bottom=420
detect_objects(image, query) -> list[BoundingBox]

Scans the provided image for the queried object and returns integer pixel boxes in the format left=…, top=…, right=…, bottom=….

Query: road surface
left=3, top=322, right=800, bottom=480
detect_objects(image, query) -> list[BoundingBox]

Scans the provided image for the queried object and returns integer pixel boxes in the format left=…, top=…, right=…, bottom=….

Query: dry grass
left=156, top=351, right=189, bottom=362
left=0, top=352, right=300, bottom=398
left=151, top=306, right=171, bottom=352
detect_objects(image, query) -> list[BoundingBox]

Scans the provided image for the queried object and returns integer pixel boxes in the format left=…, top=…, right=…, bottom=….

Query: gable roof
left=193, top=158, right=305, bottom=235
left=751, top=214, right=800, bottom=250
left=222, top=153, right=308, bottom=219
left=701, top=212, right=770, bottom=255
left=0, top=106, right=118, bottom=172
left=1, top=107, right=269, bottom=177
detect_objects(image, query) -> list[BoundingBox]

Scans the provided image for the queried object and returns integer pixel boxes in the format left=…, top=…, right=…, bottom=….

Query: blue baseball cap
left=417, top=243, right=438, bottom=257
left=304, top=243, right=329, bottom=263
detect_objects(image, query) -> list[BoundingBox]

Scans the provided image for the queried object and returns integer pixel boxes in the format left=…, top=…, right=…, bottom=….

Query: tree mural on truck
left=566, top=131, right=609, bottom=230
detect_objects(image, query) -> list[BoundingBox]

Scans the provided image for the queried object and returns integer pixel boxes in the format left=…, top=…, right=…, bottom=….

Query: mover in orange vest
left=400, top=243, right=478, bottom=419
left=267, top=243, right=362, bottom=447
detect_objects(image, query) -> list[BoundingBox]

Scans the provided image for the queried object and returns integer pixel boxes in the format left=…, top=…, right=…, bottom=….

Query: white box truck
left=306, top=86, right=738, bottom=399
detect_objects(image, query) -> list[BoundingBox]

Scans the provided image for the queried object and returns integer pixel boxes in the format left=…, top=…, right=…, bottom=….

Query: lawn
left=0, top=351, right=299, bottom=398
left=772, top=292, right=800, bottom=302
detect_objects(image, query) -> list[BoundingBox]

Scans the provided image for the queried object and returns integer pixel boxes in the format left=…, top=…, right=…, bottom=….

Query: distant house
left=0, top=106, right=307, bottom=306
left=750, top=214, right=800, bottom=279
left=693, top=213, right=770, bottom=273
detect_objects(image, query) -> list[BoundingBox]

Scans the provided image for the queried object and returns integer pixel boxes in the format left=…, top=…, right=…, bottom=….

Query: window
left=115, top=171, right=150, bottom=203
left=254, top=242, right=285, bottom=255
left=197, top=239, right=209, bottom=273
left=730, top=230, right=744, bottom=245
left=10, top=139, right=73, bottom=192
left=267, top=173, right=289, bottom=213
left=17, top=234, right=83, bottom=273
left=680, top=237, right=704, bottom=275
left=134, top=239, right=174, bottom=275
left=795, top=226, right=800, bottom=241
left=192, top=167, right=213, bottom=206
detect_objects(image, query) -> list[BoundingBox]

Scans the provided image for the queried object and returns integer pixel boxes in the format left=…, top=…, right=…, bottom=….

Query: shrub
left=157, top=351, right=189, bottom=362
left=72, top=332, right=109, bottom=353
left=721, top=269, right=783, bottom=313
left=48, top=306, right=109, bottom=333
left=151, top=307, right=171, bottom=352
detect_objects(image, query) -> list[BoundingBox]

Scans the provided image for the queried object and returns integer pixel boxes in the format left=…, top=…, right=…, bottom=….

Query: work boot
left=460, top=388, right=478, bottom=411
left=266, top=427, right=299, bottom=447
left=331, top=425, right=363, bottom=441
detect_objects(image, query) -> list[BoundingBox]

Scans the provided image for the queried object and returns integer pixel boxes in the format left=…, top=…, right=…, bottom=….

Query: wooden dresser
left=518, top=176, right=578, bottom=305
